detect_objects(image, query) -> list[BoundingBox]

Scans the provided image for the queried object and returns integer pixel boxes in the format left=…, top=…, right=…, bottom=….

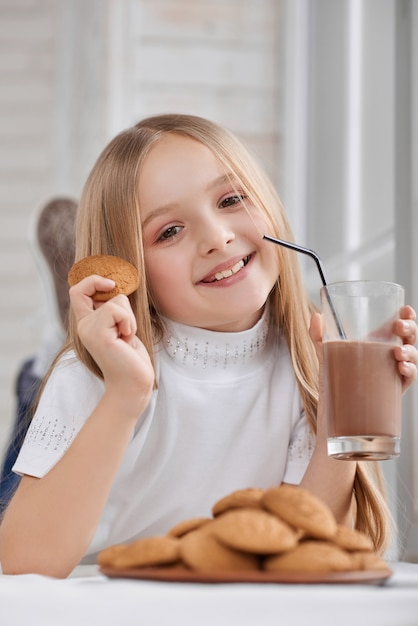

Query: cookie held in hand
left=68, top=254, right=139, bottom=301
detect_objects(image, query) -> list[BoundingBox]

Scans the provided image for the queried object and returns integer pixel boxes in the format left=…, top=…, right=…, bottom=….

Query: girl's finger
left=396, top=319, right=418, bottom=345
left=69, top=275, right=116, bottom=319
left=399, top=360, right=417, bottom=379
left=108, top=296, right=138, bottom=340
left=393, top=343, right=418, bottom=392
left=308, top=312, right=323, bottom=363
left=397, top=306, right=418, bottom=345
left=309, top=312, right=323, bottom=343
left=394, top=344, right=418, bottom=364
left=400, top=305, right=417, bottom=321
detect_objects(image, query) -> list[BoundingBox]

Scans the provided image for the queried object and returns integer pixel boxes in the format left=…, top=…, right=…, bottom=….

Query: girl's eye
left=158, top=225, right=182, bottom=241
left=219, top=194, right=246, bottom=209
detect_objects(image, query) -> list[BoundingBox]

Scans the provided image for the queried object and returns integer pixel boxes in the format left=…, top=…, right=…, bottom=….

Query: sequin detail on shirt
left=164, top=313, right=269, bottom=369
left=23, top=415, right=76, bottom=452
left=288, top=429, right=315, bottom=462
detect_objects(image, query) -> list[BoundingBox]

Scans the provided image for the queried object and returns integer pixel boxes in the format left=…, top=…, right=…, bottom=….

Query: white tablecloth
left=1, top=562, right=418, bottom=626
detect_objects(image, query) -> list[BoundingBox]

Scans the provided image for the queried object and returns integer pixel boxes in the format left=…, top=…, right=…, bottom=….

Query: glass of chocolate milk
left=321, top=280, right=404, bottom=461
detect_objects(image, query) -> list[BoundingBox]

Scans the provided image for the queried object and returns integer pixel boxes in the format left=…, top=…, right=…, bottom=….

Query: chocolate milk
left=324, top=340, right=402, bottom=438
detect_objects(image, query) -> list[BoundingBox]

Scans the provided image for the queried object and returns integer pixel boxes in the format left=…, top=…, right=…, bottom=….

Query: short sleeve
left=282, top=411, right=315, bottom=485
left=13, top=352, right=105, bottom=478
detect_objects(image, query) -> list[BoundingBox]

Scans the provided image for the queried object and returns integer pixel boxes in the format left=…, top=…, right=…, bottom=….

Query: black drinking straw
left=263, top=235, right=347, bottom=339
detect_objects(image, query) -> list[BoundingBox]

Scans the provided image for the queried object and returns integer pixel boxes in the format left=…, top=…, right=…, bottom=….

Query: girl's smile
left=139, top=134, right=279, bottom=332
left=198, top=253, right=252, bottom=284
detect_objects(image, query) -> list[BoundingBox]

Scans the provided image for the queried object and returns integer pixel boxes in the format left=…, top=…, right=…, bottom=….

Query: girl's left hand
left=394, top=305, right=418, bottom=393
left=309, top=305, right=418, bottom=395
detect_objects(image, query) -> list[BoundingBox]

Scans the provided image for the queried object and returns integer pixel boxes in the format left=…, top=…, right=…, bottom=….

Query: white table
left=1, top=561, right=418, bottom=626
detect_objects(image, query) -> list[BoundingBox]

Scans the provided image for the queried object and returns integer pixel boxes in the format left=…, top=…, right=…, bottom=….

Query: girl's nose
left=197, top=218, right=236, bottom=255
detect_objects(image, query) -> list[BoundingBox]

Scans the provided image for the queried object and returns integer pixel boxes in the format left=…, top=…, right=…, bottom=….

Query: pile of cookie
left=98, top=484, right=388, bottom=574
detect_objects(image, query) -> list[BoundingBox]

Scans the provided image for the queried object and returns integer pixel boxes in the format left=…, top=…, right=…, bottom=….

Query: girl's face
left=139, top=134, right=279, bottom=332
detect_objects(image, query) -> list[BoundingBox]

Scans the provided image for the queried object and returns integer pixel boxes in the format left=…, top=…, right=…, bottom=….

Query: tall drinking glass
left=321, top=281, right=404, bottom=460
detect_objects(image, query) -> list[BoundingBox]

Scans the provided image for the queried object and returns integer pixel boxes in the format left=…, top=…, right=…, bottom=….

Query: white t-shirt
left=13, top=310, right=315, bottom=561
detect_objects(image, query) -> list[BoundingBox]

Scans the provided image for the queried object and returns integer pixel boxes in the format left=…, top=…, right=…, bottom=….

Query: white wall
left=0, top=0, right=282, bottom=456
left=394, top=0, right=418, bottom=563
left=281, top=0, right=418, bottom=560
left=0, top=0, right=66, bottom=448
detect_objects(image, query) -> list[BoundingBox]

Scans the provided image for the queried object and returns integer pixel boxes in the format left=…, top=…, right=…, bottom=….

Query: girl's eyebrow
left=141, top=174, right=237, bottom=228
left=141, top=205, right=176, bottom=229
left=207, top=173, right=232, bottom=190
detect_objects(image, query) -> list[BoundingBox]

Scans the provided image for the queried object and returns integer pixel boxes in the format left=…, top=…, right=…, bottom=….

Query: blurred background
left=0, top=0, right=417, bottom=558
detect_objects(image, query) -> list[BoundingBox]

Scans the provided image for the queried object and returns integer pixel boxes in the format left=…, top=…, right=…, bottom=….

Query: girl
left=0, top=114, right=416, bottom=578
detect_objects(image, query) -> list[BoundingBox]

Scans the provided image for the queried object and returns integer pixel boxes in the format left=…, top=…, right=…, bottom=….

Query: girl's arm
left=300, top=308, right=418, bottom=525
left=0, top=276, right=155, bottom=578
left=299, top=310, right=356, bottom=524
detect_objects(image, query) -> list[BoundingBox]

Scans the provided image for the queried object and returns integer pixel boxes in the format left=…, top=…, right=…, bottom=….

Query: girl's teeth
left=214, top=259, right=245, bottom=281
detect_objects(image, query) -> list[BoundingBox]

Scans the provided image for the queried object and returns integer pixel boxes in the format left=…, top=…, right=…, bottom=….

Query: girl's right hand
left=69, top=275, right=155, bottom=418
left=0, top=275, right=155, bottom=577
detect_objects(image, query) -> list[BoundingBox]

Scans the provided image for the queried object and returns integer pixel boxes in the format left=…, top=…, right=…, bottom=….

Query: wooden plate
left=100, top=565, right=393, bottom=585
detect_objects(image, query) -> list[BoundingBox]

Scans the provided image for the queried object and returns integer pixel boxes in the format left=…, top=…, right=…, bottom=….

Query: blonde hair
left=65, top=113, right=391, bottom=552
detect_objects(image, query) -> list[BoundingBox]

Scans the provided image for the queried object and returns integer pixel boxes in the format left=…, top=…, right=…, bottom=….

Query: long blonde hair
left=66, top=113, right=391, bottom=552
